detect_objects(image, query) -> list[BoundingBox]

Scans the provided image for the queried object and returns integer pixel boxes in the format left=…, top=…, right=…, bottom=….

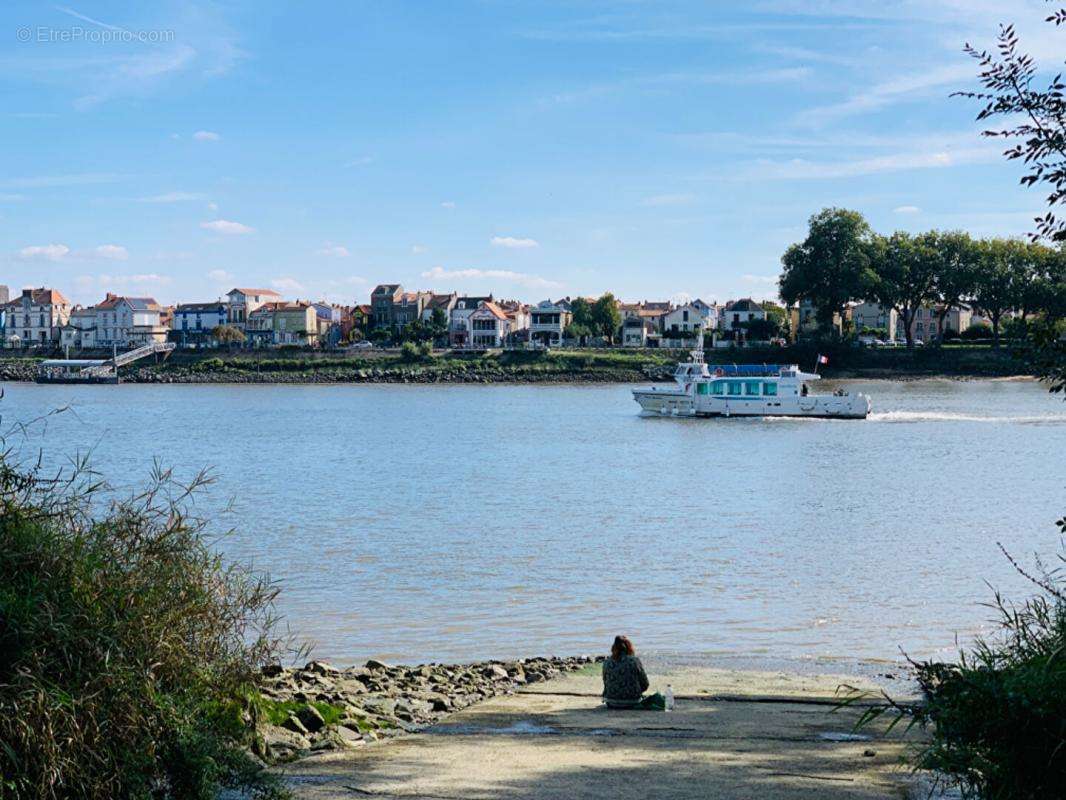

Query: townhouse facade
left=469, top=302, right=513, bottom=347
left=851, top=302, right=899, bottom=340
left=2, top=287, right=71, bottom=345
left=663, top=299, right=717, bottom=334
left=173, top=302, right=229, bottom=346
left=529, top=299, right=572, bottom=347
left=226, top=288, right=281, bottom=329
left=92, top=294, right=168, bottom=347
left=247, top=301, right=319, bottom=346
left=449, top=295, right=494, bottom=347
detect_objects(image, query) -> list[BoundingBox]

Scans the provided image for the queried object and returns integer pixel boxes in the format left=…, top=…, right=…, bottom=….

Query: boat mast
left=689, top=322, right=705, bottom=364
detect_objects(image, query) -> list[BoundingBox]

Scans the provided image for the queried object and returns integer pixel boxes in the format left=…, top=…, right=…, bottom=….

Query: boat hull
left=632, top=387, right=870, bottom=419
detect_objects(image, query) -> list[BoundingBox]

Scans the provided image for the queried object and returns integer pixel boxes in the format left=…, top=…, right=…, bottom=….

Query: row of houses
left=0, top=287, right=354, bottom=350
left=0, top=280, right=991, bottom=352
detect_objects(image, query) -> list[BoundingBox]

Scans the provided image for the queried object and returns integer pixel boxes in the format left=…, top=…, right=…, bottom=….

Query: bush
left=851, top=517, right=1066, bottom=799
left=0, top=444, right=288, bottom=799
left=961, top=323, right=993, bottom=340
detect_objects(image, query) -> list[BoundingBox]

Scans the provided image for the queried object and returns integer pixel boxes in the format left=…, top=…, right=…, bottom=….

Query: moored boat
left=632, top=332, right=870, bottom=419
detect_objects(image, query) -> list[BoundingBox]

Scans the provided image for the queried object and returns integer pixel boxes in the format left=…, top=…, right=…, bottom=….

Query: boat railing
left=706, top=364, right=795, bottom=377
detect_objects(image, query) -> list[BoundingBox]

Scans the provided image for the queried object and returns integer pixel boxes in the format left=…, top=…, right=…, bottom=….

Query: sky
left=0, top=1, right=1062, bottom=307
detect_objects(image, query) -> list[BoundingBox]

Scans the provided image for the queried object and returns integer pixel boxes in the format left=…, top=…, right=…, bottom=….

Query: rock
left=862, top=749, right=877, bottom=758
left=365, top=658, right=391, bottom=671
left=305, top=660, right=341, bottom=676
left=261, top=724, right=310, bottom=762
left=483, top=665, right=510, bottom=681
left=261, top=663, right=285, bottom=678
left=295, top=704, right=327, bottom=733
left=361, top=697, right=397, bottom=717
left=282, top=714, right=309, bottom=735
left=525, top=671, right=545, bottom=683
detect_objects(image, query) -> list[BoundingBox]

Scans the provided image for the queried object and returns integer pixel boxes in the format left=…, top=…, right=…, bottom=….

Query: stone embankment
left=255, top=655, right=596, bottom=763
left=125, top=365, right=668, bottom=384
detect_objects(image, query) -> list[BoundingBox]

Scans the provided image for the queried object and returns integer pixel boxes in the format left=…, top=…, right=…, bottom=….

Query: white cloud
left=94, top=244, right=129, bottom=260
left=411, top=244, right=428, bottom=254
left=206, top=201, right=218, bottom=212
left=671, top=292, right=693, bottom=306
left=200, top=219, right=254, bottom=235
left=94, top=273, right=171, bottom=287
left=271, top=277, right=304, bottom=293
left=315, top=244, right=350, bottom=257
left=440, top=201, right=456, bottom=209
left=2, top=173, right=125, bottom=189
left=794, top=64, right=975, bottom=126
left=138, top=191, right=202, bottom=203
left=207, top=269, right=233, bottom=282
left=421, top=266, right=561, bottom=289
left=894, top=205, right=921, bottom=214
left=18, top=243, right=70, bottom=261
left=739, top=144, right=997, bottom=180
left=741, top=274, right=778, bottom=285
left=490, top=235, right=539, bottom=249
left=641, top=193, right=697, bottom=207
left=193, top=130, right=221, bottom=141
left=345, top=156, right=374, bottom=167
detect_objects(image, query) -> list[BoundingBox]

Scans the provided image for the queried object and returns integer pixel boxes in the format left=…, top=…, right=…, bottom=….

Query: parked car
left=348, top=340, right=374, bottom=350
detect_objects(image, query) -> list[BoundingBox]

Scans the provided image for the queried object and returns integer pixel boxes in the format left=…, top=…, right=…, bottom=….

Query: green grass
left=257, top=698, right=346, bottom=727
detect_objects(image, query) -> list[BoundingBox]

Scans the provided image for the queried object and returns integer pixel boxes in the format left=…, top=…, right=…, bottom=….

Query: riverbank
left=255, top=656, right=595, bottom=763
left=274, top=660, right=928, bottom=799
left=0, top=344, right=1031, bottom=384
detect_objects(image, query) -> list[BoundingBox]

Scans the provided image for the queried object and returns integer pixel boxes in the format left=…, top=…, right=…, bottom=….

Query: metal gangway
left=38, top=341, right=176, bottom=383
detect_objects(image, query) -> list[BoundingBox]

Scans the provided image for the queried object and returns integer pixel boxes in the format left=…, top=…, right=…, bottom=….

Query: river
left=4, top=378, right=1064, bottom=667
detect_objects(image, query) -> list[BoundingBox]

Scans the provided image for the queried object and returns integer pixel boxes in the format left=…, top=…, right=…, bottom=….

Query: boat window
left=697, top=382, right=709, bottom=395
left=711, top=380, right=725, bottom=395
left=763, top=382, right=778, bottom=396
left=744, top=381, right=760, bottom=396
left=727, top=381, right=742, bottom=396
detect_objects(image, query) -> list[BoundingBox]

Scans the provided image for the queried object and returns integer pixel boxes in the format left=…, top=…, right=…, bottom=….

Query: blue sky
left=0, top=1, right=1059, bottom=307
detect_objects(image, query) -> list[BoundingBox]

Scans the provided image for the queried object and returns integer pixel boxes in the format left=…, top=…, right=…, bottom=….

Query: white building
left=621, top=315, right=659, bottom=347
left=662, top=299, right=717, bottom=334
left=93, top=294, right=168, bottom=347
left=226, top=288, right=282, bottom=329
left=720, top=298, right=766, bottom=332
left=448, top=295, right=494, bottom=347
left=2, top=287, right=71, bottom=346
left=469, top=301, right=512, bottom=347
left=529, top=299, right=572, bottom=347
left=60, top=307, right=97, bottom=349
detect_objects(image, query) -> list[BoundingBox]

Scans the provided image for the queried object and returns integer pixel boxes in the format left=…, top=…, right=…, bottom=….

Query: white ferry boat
left=632, top=335, right=870, bottom=420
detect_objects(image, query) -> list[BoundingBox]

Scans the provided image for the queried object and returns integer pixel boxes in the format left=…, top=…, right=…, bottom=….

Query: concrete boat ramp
left=279, top=665, right=933, bottom=800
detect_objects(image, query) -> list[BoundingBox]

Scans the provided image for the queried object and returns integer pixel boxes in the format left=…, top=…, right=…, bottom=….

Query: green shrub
left=961, top=323, right=993, bottom=340
left=0, top=448, right=288, bottom=800
left=850, top=518, right=1066, bottom=799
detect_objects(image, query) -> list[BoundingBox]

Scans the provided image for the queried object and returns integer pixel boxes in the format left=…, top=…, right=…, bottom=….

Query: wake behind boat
left=632, top=330, right=870, bottom=420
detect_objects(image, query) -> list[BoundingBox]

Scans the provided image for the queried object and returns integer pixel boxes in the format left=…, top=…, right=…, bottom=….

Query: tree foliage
left=868, top=232, right=939, bottom=348
left=779, top=208, right=878, bottom=332
left=955, top=5, right=1066, bottom=242
left=0, top=430, right=288, bottom=800
left=591, top=293, right=622, bottom=342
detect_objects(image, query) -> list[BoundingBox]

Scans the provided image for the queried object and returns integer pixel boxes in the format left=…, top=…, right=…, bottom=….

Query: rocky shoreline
left=254, top=655, right=598, bottom=763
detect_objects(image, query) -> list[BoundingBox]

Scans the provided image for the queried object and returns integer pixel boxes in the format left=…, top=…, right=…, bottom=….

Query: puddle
left=819, top=731, right=871, bottom=742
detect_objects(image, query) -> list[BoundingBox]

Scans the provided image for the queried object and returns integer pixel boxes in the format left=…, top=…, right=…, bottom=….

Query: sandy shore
left=277, top=663, right=933, bottom=799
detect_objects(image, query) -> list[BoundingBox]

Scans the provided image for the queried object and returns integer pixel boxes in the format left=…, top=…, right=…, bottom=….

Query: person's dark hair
left=611, top=635, right=635, bottom=660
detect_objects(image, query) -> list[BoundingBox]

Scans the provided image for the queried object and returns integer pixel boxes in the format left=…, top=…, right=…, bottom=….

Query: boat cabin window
left=697, top=382, right=710, bottom=395
left=727, top=381, right=743, bottom=396
left=744, top=381, right=760, bottom=396
left=762, top=382, right=778, bottom=396
left=711, top=380, right=726, bottom=395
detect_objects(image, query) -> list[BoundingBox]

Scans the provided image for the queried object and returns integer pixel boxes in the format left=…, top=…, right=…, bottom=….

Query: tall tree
left=955, top=9, right=1066, bottom=242
left=592, top=293, right=621, bottom=343
left=971, top=238, right=1023, bottom=349
left=926, top=230, right=979, bottom=342
left=779, top=208, right=878, bottom=334
left=570, top=297, right=595, bottom=330
left=869, top=232, right=940, bottom=348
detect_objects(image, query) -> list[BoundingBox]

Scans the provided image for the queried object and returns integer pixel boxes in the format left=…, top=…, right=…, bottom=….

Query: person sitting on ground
left=601, top=635, right=665, bottom=710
